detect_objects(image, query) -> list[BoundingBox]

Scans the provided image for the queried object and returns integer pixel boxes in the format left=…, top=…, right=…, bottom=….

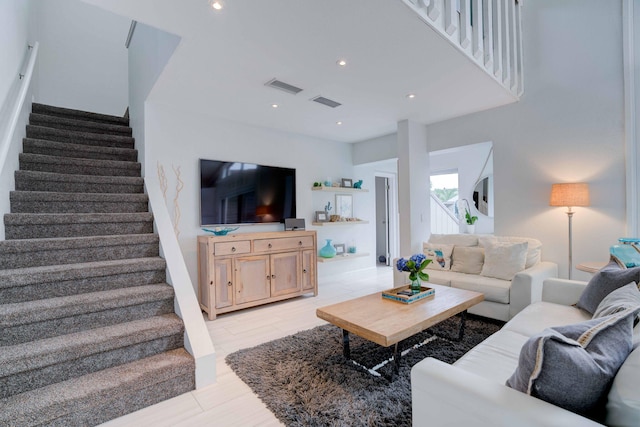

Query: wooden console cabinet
left=197, top=231, right=318, bottom=319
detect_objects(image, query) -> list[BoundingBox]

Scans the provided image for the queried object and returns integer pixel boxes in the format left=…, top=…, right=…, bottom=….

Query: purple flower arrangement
left=396, top=253, right=431, bottom=282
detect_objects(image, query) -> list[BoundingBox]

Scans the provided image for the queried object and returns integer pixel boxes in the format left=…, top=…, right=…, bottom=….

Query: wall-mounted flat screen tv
left=199, top=159, right=296, bottom=226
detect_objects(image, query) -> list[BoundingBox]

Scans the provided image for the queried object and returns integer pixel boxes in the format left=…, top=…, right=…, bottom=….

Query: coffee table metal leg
left=457, top=310, right=467, bottom=341
left=342, top=329, right=351, bottom=359
left=393, top=342, right=401, bottom=376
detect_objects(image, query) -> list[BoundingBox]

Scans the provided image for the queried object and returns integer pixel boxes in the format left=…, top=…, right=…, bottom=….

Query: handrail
left=431, top=193, right=459, bottom=223
left=145, top=176, right=216, bottom=388
left=0, top=42, right=39, bottom=177
left=125, top=20, right=137, bottom=49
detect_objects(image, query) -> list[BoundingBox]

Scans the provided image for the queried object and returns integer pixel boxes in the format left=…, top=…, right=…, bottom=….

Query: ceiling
left=85, top=0, right=517, bottom=143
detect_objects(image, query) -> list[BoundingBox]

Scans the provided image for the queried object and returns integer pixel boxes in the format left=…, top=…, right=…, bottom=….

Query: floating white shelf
left=317, top=252, right=370, bottom=263
left=312, top=220, right=369, bottom=226
left=311, top=186, right=369, bottom=193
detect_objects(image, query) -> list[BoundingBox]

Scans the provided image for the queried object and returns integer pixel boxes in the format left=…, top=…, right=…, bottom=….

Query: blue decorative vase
left=319, top=239, right=337, bottom=258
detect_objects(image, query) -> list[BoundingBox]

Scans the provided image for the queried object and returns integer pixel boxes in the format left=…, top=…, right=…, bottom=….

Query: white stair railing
left=402, top=0, right=524, bottom=97
left=430, top=193, right=460, bottom=234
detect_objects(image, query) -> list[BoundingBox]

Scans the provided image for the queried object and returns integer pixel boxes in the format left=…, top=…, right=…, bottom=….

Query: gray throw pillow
left=576, top=260, right=640, bottom=314
left=593, top=282, right=640, bottom=319
left=506, top=307, right=640, bottom=421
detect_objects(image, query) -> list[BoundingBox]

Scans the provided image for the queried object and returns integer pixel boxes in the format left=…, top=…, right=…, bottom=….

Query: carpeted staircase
left=0, top=103, right=195, bottom=426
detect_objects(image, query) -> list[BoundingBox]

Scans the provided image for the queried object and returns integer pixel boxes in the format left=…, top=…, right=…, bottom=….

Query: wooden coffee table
left=316, top=283, right=484, bottom=377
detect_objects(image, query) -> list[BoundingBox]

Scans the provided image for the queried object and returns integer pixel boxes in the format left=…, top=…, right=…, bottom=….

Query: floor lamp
left=549, top=183, right=590, bottom=279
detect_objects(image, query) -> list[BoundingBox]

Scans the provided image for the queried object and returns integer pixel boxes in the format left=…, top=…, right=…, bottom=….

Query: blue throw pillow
left=576, top=260, right=640, bottom=314
left=593, top=282, right=640, bottom=320
left=506, top=307, right=640, bottom=421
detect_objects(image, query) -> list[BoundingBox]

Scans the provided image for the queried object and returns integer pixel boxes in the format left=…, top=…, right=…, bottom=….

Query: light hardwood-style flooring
left=100, top=266, right=395, bottom=427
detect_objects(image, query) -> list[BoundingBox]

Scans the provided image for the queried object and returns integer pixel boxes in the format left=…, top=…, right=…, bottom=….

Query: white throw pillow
left=479, top=236, right=541, bottom=269
left=429, top=234, right=478, bottom=247
left=422, top=243, right=454, bottom=270
left=480, top=241, right=528, bottom=280
left=451, top=246, right=485, bottom=274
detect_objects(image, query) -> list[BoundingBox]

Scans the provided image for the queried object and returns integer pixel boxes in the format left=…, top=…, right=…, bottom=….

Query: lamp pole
left=566, top=207, right=574, bottom=279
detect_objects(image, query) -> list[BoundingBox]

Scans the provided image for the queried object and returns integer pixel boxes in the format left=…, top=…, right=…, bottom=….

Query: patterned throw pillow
left=422, top=243, right=454, bottom=270
left=506, top=307, right=640, bottom=421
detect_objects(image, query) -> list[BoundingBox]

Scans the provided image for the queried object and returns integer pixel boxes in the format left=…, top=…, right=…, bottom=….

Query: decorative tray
left=382, top=285, right=435, bottom=304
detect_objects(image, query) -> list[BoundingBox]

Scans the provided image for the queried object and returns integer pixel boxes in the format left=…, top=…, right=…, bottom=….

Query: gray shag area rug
left=226, top=314, right=503, bottom=427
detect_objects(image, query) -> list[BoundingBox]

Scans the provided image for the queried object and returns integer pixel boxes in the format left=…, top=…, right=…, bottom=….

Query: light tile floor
left=100, top=266, right=395, bottom=427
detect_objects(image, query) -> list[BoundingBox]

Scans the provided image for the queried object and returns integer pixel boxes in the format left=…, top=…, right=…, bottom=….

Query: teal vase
left=410, top=277, right=422, bottom=294
left=319, top=239, right=337, bottom=258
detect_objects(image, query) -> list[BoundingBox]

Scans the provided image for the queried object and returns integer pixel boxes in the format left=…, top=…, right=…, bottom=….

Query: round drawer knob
left=231, top=247, right=236, bottom=252
left=227, top=281, right=232, bottom=287
left=268, top=243, right=273, bottom=248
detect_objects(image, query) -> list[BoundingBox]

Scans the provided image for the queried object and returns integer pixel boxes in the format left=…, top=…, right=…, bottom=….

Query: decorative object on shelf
left=202, top=226, right=239, bottom=236
left=313, top=182, right=322, bottom=187
left=348, top=241, right=357, bottom=254
left=324, top=177, right=332, bottom=187
left=353, top=180, right=363, bottom=189
left=396, top=254, right=431, bottom=294
left=315, top=211, right=329, bottom=222
left=549, top=182, right=590, bottom=279
left=330, top=215, right=342, bottom=222
left=319, top=239, right=337, bottom=258
left=334, top=243, right=346, bottom=255
left=335, top=194, right=353, bottom=219
left=382, top=285, right=435, bottom=304
left=324, top=201, right=332, bottom=214
left=341, top=178, right=353, bottom=188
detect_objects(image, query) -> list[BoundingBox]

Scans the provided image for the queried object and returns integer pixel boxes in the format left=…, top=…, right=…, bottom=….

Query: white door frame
left=375, top=171, right=399, bottom=263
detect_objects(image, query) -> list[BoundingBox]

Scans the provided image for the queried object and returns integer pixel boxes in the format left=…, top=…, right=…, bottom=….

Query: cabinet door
left=235, top=255, right=271, bottom=304
left=214, top=258, right=234, bottom=309
left=197, top=240, right=214, bottom=315
left=301, top=249, right=316, bottom=292
left=270, top=252, right=301, bottom=297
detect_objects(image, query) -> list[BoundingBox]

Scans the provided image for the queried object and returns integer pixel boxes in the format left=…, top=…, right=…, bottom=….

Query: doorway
left=375, top=173, right=398, bottom=266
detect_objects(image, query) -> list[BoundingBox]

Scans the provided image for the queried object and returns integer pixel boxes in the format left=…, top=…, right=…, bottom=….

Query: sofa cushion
left=422, top=270, right=451, bottom=286
left=451, top=246, right=485, bottom=274
left=506, top=308, right=639, bottom=420
left=449, top=273, right=511, bottom=304
left=428, top=233, right=478, bottom=247
left=606, top=344, right=640, bottom=426
left=577, top=260, right=640, bottom=314
left=593, top=282, right=640, bottom=319
left=480, top=241, right=528, bottom=281
left=504, top=301, right=591, bottom=338
left=422, top=243, right=454, bottom=270
left=479, top=236, right=542, bottom=269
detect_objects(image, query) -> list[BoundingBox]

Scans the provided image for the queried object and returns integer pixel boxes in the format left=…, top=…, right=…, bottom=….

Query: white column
left=397, top=120, right=430, bottom=256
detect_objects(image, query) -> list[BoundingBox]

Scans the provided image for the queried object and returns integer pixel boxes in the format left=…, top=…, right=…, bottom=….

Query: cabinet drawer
left=214, top=240, right=251, bottom=255
left=254, top=236, right=314, bottom=252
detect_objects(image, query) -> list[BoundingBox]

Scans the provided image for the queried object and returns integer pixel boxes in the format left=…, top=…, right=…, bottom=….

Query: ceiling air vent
left=310, top=96, right=342, bottom=108
left=265, top=78, right=303, bottom=95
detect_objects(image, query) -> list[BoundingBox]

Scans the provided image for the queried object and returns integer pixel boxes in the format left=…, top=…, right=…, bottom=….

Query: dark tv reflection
left=200, top=159, right=296, bottom=226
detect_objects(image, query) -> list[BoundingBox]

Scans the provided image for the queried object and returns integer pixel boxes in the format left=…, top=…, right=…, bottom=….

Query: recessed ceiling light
left=210, top=1, right=223, bottom=10
left=407, top=93, right=416, bottom=99
left=336, top=121, right=343, bottom=125
left=337, top=59, right=347, bottom=67
left=271, top=104, right=279, bottom=108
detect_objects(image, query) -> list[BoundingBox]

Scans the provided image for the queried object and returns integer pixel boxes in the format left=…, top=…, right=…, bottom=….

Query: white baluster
left=444, top=0, right=458, bottom=36
left=501, top=0, right=511, bottom=87
left=427, top=0, right=442, bottom=22
left=514, top=0, right=524, bottom=95
left=460, top=0, right=472, bottom=50
left=492, top=0, right=503, bottom=78
left=483, top=0, right=494, bottom=71
left=471, top=0, right=484, bottom=60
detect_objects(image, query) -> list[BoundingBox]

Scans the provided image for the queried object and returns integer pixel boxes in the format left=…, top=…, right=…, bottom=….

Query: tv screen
left=199, top=159, right=296, bottom=226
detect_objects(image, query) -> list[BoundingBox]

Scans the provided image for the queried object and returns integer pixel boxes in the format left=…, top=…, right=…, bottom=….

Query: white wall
left=426, top=0, right=626, bottom=280
left=145, top=101, right=374, bottom=291
left=32, top=0, right=130, bottom=116
left=0, top=0, right=33, bottom=110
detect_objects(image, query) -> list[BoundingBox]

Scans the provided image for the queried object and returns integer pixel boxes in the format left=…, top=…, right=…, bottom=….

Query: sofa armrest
left=509, top=261, right=558, bottom=319
left=542, top=278, right=588, bottom=305
left=411, top=358, right=603, bottom=427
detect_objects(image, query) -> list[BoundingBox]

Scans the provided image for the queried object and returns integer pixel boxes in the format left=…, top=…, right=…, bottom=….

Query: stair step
left=0, top=314, right=183, bottom=398
left=4, top=212, right=153, bottom=240
left=19, top=153, right=141, bottom=177
left=32, top=103, right=129, bottom=126
left=23, top=138, right=138, bottom=162
left=10, top=191, right=148, bottom=214
left=15, top=170, right=144, bottom=194
left=29, top=113, right=132, bottom=136
left=0, top=257, right=166, bottom=303
left=26, top=125, right=134, bottom=149
left=0, top=234, right=159, bottom=269
left=0, top=348, right=194, bottom=427
left=0, top=284, right=175, bottom=346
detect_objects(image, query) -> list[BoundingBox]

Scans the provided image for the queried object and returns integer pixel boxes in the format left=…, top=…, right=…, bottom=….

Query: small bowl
left=202, top=227, right=239, bottom=236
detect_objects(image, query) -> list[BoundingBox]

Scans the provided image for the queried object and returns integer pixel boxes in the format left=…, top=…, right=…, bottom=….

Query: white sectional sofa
left=411, top=277, right=640, bottom=426
left=393, top=234, right=558, bottom=321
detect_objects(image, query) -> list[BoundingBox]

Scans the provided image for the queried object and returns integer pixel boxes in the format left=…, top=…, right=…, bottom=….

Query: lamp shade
left=549, top=183, right=590, bottom=207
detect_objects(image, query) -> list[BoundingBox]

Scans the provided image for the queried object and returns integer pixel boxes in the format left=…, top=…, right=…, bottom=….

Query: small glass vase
left=410, top=278, right=422, bottom=294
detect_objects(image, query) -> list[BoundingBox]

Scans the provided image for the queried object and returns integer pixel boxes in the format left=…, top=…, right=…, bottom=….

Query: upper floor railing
left=402, top=0, right=523, bottom=97
left=431, top=193, right=460, bottom=235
